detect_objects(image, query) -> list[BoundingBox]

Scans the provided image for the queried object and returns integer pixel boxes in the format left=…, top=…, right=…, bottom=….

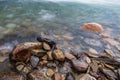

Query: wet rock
left=0, top=56, right=8, bottom=62
left=115, top=45, right=120, bottom=51
left=117, top=69, right=120, bottom=78
left=38, top=60, right=48, bottom=67
left=104, top=38, right=119, bottom=46
left=28, top=70, right=46, bottom=80
left=10, top=42, right=42, bottom=62
left=81, top=22, right=104, bottom=32
left=46, top=68, right=54, bottom=77
left=52, top=49, right=65, bottom=61
left=104, top=49, right=115, bottom=57
left=43, top=42, right=51, bottom=51
left=72, top=59, right=88, bottom=72
left=16, top=64, right=24, bottom=72
left=0, top=71, right=25, bottom=80
left=30, top=56, right=39, bottom=68
left=89, top=48, right=98, bottom=54
left=77, top=74, right=96, bottom=80
left=47, top=62, right=56, bottom=68
left=64, top=51, right=76, bottom=60
left=100, top=68, right=117, bottom=79
left=99, top=33, right=109, bottom=38
left=52, top=72, right=63, bottom=80
left=31, top=49, right=46, bottom=57
left=22, top=65, right=32, bottom=74
left=65, top=72, right=75, bottom=80
left=62, top=34, right=74, bottom=40
left=47, top=51, right=53, bottom=60
left=0, top=49, right=10, bottom=55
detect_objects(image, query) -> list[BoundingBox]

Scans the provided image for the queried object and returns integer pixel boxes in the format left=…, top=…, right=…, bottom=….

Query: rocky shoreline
left=0, top=23, right=120, bottom=80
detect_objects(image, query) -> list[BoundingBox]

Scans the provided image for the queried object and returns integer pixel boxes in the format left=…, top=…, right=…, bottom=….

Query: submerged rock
left=72, top=59, right=88, bottom=72
left=81, top=22, right=104, bottom=32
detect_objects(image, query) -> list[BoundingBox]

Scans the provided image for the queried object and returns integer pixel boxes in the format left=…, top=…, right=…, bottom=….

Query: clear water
left=0, top=0, right=120, bottom=52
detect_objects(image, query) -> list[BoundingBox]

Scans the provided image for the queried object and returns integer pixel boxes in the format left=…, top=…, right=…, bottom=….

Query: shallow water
left=0, top=0, right=120, bottom=51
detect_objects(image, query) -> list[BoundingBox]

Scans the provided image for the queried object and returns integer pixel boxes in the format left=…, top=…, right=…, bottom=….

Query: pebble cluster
left=9, top=37, right=120, bottom=80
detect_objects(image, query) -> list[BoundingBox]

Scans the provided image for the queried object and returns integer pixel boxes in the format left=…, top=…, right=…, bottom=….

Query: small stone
left=52, top=72, right=62, bottom=80
left=81, top=22, right=104, bottom=32
left=89, top=48, right=98, bottom=54
left=85, top=57, right=91, bottom=64
left=0, top=49, right=10, bottom=55
left=47, top=51, right=53, bottom=60
left=31, top=49, right=46, bottom=57
left=65, top=72, right=75, bottom=80
left=42, top=55, right=48, bottom=60
left=77, top=74, right=96, bottom=80
left=99, top=33, right=110, bottom=38
left=104, top=38, right=119, bottom=46
left=100, top=68, right=117, bottom=79
left=104, top=49, right=115, bottom=57
left=43, top=42, right=51, bottom=51
left=16, top=64, right=24, bottom=71
left=72, top=59, right=88, bottom=72
left=117, top=69, right=120, bottom=77
left=30, top=56, right=39, bottom=68
left=46, top=68, right=54, bottom=77
left=52, top=49, right=65, bottom=61
left=64, top=51, right=76, bottom=60
left=0, top=56, right=8, bottom=62
left=28, top=70, right=46, bottom=80
left=22, top=65, right=32, bottom=74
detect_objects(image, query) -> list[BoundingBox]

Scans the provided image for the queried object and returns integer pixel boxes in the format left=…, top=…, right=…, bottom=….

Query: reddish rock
left=81, top=22, right=104, bottom=32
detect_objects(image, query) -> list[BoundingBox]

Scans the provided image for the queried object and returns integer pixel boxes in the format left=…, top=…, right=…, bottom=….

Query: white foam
left=45, top=0, right=120, bottom=5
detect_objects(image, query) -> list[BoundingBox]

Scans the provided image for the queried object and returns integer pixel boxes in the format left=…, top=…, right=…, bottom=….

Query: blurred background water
left=0, top=0, right=120, bottom=51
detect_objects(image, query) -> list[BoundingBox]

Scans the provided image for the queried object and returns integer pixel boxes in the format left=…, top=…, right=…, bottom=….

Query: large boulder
left=81, top=22, right=104, bottom=32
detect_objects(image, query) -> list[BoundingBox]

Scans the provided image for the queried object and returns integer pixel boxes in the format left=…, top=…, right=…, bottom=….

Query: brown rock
left=52, top=72, right=62, bottom=80
left=10, top=42, right=42, bottom=62
left=100, top=68, right=117, bottom=79
left=104, top=49, right=115, bottom=57
left=47, top=51, right=53, bottom=60
left=52, top=49, right=65, bottom=61
left=46, top=68, right=54, bottom=77
left=64, top=52, right=76, bottom=60
left=89, top=48, right=98, bottom=54
left=0, top=56, right=8, bottom=62
left=72, top=59, right=88, bottom=72
left=0, top=49, right=10, bottom=55
left=0, top=71, right=25, bottom=80
left=104, top=38, right=119, bottom=46
left=77, top=74, right=96, bottom=80
left=43, top=42, right=51, bottom=51
left=81, top=22, right=104, bottom=32
left=28, top=70, right=46, bottom=80
left=31, top=49, right=46, bottom=57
